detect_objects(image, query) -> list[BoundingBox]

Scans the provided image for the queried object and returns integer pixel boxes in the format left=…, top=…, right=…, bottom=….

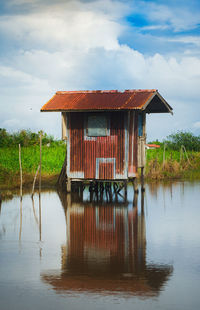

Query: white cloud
left=168, top=36, right=200, bottom=47
left=0, top=0, right=126, bottom=51
left=0, top=0, right=200, bottom=140
left=141, top=25, right=169, bottom=31
left=144, top=3, right=200, bottom=32
left=193, top=122, right=200, bottom=129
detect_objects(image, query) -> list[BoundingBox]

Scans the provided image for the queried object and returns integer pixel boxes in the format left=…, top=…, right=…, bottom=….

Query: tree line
left=0, top=128, right=62, bottom=147
left=1, top=128, right=200, bottom=151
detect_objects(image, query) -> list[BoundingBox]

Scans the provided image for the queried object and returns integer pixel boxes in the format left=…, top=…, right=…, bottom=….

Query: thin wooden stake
left=39, top=133, right=42, bottom=193
left=163, top=143, right=166, bottom=167
left=181, top=145, right=191, bottom=165
left=31, top=164, right=40, bottom=197
left=39, top=133, right=42, bottom=242
left=19, top=144, right=23, bottom=198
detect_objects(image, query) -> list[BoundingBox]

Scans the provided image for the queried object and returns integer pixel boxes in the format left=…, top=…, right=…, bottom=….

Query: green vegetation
left=0, top=128, right=61, bottom=147
left=146, top=132, right=200, bottom=180
left=0, top=129, right=200, bottom=189
left=150, top=131, right=200, bottom=151
left=0, top=129, right=66, bottom=189
left=164, top=131, right=200, bottom=151
left=0, top=144, right=66, bottom=189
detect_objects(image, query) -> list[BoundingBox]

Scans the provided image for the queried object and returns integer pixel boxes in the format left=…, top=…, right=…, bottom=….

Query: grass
left=0, top=145, right=66, bottom=173
left=0, top=144, right=66, bottom=189
left=0, top=144, right=200, bottom=190
left=145, top=148, right=200, bottom=180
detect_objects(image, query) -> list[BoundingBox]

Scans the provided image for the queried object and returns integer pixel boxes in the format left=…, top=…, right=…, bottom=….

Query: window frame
left=85, top=113, right=110, bottom=139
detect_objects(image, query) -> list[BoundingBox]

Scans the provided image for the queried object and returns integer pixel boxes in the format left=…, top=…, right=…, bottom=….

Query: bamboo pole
left=39, top=132, right=42, bottom=242
left=163, top=143, right=166, bottom=167
left=180, top=146, right=183, bottom=162
left=181, top=145, right=191, bottom=165
left=31, top=165, right=40, bottom=198
left=19, top=144, right=23, bottom=199
left=39, top=133, right=42, bottom=193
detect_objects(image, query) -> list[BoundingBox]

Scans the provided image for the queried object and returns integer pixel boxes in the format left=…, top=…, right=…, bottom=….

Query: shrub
left=164, top=131, right=200, bottom=151
left=0, top=128, right=61, bottom=147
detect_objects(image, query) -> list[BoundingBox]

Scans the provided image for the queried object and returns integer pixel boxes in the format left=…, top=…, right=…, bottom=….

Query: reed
left=145, top=148, right=200, bottom=180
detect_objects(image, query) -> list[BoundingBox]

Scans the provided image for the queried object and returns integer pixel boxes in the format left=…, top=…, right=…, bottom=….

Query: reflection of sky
left=0, top=192, right=67, bottom=279
left=145, top=182, right=200, bottom=248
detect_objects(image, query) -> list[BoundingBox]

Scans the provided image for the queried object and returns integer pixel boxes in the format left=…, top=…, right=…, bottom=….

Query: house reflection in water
left=42, top=192, right=173, bottom=297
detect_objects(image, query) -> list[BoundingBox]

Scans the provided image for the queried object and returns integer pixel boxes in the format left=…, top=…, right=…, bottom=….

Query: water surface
left=0, top=181, right=200, bottom=310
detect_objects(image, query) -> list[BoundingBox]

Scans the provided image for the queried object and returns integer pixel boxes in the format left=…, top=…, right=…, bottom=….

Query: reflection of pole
left=32, top=197, right=39, bottom=226
left=141, top=167, right=145, bottom=192
left=39, top=133, right=42, bottom=193
left=31, top=165, right=40, bottom=198
left=19, top=197, right=22, bottom=241
left=65, top=194, right=71, bottom=259
left=39, top=193, right=42, bottom=242
left=124, top=208, right=129, bottom=259
left=141, top=190, right=145, bottom=215
left=140, top=197, right=146, bottom=267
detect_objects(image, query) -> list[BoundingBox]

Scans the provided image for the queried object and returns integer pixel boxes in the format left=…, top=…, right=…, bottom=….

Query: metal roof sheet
left=41, top=89, right=172, bottom=113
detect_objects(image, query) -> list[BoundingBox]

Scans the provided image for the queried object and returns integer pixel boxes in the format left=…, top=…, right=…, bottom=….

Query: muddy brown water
left=0, top=181, right=200, bottom=310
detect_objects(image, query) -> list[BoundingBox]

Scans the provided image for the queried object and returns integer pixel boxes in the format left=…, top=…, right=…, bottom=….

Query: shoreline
left=1, top=177, right=199, bottom=203
left=1, top=171, right=199, bottom=195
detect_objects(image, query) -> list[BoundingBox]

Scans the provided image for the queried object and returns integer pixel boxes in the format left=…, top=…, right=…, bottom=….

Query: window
left=138, top=114, right=143, bottom=137
left=87, top=114, right=109, bottom=137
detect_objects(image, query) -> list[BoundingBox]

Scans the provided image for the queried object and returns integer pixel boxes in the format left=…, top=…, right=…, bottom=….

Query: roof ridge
left=56, top=89, right=157, bottom=95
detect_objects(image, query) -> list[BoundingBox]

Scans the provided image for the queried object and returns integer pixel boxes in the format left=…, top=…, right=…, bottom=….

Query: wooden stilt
left=66, top=177, right=71, bottom=193
left=108, top=183, right=112, bottom=202
left=80, top=182, right=83, bottom=201
left=124, top=180, right=127, bottom=202
left=133, top=177, right=138, bottom=193
left=141, top=167, right=145, bottom=192
left=133, top=191, right=138, bottom=208
left=66, top=192, right=71, bottom=207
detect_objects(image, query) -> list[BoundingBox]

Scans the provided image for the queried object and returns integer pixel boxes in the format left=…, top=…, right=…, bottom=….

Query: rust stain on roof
left=41, top=89, right=171, bottom=112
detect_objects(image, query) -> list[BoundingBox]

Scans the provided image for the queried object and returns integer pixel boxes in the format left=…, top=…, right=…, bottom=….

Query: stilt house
left=41, top=89, right=172, bottom=185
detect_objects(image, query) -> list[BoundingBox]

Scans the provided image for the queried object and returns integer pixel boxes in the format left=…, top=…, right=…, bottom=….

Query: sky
left=0, top=0, right=200, bottom=141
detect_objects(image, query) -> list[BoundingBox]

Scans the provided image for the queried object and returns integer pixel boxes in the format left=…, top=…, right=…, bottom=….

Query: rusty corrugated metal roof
left=41, top=89, right=172, bottom=113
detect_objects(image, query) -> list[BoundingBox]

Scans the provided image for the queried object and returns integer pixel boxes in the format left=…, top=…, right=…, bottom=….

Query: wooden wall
left=63, top=110, right=146, bottom=180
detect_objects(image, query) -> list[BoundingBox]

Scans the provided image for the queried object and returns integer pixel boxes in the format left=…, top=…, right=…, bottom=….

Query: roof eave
left=40, top=108, right=143, bottom=112
left=142, top=91, right=173, bottom=115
